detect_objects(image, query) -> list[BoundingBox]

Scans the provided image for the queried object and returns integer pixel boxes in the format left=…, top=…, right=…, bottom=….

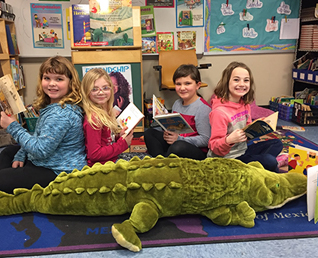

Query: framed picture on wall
left=146, top=0, right=174, bottom=8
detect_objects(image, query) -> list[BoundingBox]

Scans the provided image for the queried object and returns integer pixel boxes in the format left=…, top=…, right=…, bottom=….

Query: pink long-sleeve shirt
left=207, top=97, right=252, bottom=158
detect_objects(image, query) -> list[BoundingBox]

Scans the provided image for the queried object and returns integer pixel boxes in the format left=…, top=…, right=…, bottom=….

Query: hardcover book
left=243, top=112, right=278, bottom=140
left=288, top=145, right=318, bottom=175
left=153, top=112, right=194, bottom=134
left=177, top=31, right=196, bottom=50
left=141, top=6, right=156, bottom=37
left=116, top=102, right=144, bottom=135
left=0, top=74, right=26, bottom=115
left=156, top=32, right=174, bottom=52
left=72, top=4, right=91, bottom=47
left=5, top=24, right=15, bottom=55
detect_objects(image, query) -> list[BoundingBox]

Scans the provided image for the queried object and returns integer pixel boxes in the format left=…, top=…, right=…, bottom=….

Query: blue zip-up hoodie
left=7, top=103, right=87, bottom=175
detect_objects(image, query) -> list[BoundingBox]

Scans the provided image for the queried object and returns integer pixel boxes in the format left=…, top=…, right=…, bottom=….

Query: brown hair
left=214, top=61, right=255, bottom=104
left=33, top=56, right=82, bottom=111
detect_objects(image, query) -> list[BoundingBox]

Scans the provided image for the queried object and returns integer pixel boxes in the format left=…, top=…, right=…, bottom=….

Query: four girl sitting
left=0, top=57, right=283, bottom=195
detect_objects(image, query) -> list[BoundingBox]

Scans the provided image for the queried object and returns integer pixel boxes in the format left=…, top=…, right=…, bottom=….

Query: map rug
left=1, top=129, right=318, bottom=256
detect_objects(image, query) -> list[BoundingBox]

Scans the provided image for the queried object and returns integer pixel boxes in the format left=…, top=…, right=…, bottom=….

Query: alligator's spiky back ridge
left=0, top=155, right=307, bottom=218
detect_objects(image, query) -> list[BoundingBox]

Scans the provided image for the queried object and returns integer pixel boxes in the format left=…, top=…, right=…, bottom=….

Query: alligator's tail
left=0, top=184, right=43, bottom=215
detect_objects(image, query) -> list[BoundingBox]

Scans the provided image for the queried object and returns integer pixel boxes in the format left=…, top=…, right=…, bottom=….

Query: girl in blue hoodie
left=0, top=56, right=87, bottom=194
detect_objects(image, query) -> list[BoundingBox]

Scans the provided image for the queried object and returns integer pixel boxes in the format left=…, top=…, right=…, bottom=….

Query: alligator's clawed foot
left=112, top=220, right=142, bottom=252
left=235, top=201, right=256, bottom=228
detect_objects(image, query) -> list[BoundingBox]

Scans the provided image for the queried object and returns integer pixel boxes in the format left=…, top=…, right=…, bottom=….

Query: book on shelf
left=89, top=0, right=134, bottom=46
left=0, top=74, right=26, bottom=115
left=156, top=32, right=174, bottom=51
left=71, top=4, right=91, bottom=47
left=243, top=112, right=278, bottom=140
left=288, top=145, right=318, bottom=175
left=116, top=102, right=144, bottom=135
left=5, top=24, right=15, bottom=55
left=152, top=95, right=193, bottom=134
left=307, top=165, right=318, bottom=223
left=177, top=31, right=196, bottom=50
left=11, top=33, right=19, bottom=54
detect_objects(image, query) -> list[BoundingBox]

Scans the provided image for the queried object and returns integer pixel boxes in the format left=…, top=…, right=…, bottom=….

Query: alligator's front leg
left=112, top=200, right=160, bottom=252
left=202, top=201, right=256, bottom=228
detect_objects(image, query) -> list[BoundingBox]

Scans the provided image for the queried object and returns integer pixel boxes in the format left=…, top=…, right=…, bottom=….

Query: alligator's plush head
left=246, top=161, right=307, bottom=212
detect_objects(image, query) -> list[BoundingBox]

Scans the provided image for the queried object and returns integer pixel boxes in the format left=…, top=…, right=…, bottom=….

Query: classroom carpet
left=0, top=128, right=318, bottom=257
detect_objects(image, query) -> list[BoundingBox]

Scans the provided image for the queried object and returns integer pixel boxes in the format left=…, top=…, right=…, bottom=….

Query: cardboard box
left=130, top=137, right=147, bottom=152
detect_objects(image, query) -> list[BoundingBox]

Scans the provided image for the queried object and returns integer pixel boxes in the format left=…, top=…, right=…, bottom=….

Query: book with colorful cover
left=243, top=112, right=278, bottom=140
left=116, top=102, right=144, bottom=135
left=72, top=4, right=91, bottom=47
left=153, top=112, right=194, bottom=134
left=11, top=33, right=19, bottom=54
left=156, top=32, right=174, bottom=51
left=152, top=94, right=168, bottom=116
left=288, top=145, right=318, bottom=175
left=5, top=24, right=15, bottom=55
left=142, top=36, right=157, bottom=54
left=141, top=6, right=156, bottom=37
left=177, top=31, right=196, bottom=50
left=89, top=0, right=134, bottom=46
left=0, top=74, right=26, bottom=115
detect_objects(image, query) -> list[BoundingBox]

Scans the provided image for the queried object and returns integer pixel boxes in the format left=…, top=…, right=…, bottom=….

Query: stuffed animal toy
left=0, top=155, right=306, bottom=252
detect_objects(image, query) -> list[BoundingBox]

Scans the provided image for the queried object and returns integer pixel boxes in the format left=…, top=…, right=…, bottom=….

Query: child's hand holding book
left=0, top=111, right=16, bottom=129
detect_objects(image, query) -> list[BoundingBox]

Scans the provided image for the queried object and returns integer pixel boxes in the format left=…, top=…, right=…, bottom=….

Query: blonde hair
left=33, top=56, right=82, bottom=111
left=214, top=61, right=255, bottom=104
left=81, top=68, right=120, bottom=132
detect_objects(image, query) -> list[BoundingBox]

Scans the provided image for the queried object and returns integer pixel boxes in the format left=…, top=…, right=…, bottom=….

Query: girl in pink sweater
left=207, top=61, right=283, bottom=172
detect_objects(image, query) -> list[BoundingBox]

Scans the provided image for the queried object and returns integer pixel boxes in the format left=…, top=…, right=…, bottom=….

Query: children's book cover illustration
left=72, top=4, right=91, bottom=47
left=243, top=112, right=278, bottom=140
left=176, top=0, right=204, bottom=28
left=153, top=112, right=194, bottom=134
left=116, top=102, right=144, bottom=135
left=30, top=3, right=64, bottom=49
left=89, top=0, right=134, bottom=46
left=288, top=145, right=318, bottom=175
left=156, top=32, right=174, bottom=51
left=177, top=31, right=196, bottom=50
left=141, top=6, right=156, bottom=37
left=142, top=36, right=157, bottom=53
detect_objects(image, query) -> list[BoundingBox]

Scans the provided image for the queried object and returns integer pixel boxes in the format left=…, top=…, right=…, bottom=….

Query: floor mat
left=1, top=129, right=318, bottom=256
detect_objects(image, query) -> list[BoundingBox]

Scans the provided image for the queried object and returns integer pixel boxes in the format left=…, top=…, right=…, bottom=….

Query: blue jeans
left=236, top=139, right=283, bottom=172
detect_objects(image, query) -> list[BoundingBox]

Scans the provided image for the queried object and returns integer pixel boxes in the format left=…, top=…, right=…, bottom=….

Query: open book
left=116, top=102, right=144, bottom=135
left=307, top=165, right=318, bottom=223
left=0, top=74, right=25, bottom=115
left=243, top=112, right=278, bottom=140
left=152, top=95, right=194, bottom=134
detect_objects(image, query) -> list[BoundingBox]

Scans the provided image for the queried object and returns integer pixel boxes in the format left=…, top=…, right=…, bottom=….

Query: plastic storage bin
left=24, top=117, right=38, bottom=132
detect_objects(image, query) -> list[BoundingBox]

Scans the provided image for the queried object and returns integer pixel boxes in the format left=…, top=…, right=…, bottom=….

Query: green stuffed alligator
left=0, top=155, right=307, bottom=252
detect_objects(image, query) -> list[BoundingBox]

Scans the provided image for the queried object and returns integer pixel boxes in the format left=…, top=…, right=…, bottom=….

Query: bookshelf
left=0, top=18, right=24, bottom=94
left=292, top=2, right=318, bottom=99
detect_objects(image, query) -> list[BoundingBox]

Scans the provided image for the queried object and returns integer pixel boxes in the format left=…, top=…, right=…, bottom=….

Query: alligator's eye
left=276, top=183, right=280, bottom=188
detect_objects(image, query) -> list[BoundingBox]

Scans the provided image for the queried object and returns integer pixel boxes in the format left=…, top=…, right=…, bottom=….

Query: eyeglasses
left=91, top=86, right=111, bottom=94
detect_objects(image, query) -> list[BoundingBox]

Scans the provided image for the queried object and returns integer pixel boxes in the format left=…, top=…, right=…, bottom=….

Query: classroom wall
left=20, top=52, right=294, bottom=108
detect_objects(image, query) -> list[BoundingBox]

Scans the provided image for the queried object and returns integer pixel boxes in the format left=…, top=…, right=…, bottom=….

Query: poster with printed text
left=30, top=3, right=64, bottom=49
left=82, top=64, right=133, bottom=113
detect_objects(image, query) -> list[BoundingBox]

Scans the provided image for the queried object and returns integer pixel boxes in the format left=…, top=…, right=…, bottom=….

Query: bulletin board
left=6, top=0, right=89, bottom=57
left=204, top=0, right=301, bottom=54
